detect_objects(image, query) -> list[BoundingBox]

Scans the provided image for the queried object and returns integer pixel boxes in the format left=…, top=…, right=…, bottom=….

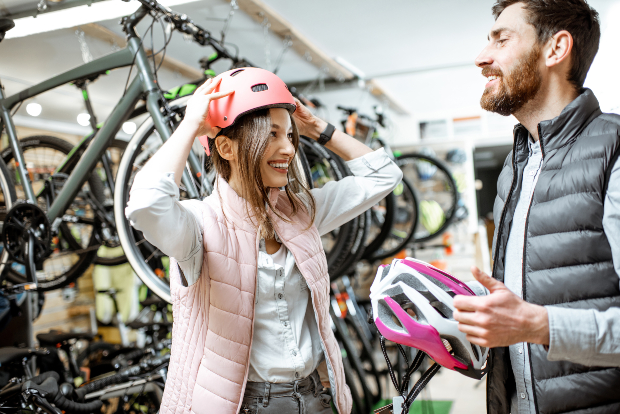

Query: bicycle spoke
left=144, top=247, right=162, bottom=263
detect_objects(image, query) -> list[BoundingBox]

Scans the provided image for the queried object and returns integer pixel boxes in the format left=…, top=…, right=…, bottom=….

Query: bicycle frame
left=0, top=7, right=202, bottom=228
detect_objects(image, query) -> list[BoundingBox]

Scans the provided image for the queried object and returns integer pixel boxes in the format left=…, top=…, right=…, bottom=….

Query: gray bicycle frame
left=0, top=23, right=202, bottom=224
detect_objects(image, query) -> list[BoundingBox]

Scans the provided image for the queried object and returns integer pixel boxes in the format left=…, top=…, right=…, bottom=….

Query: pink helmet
left=370, top=257, right=489, bottom=380
left=197, top=67, right=296, bottom=155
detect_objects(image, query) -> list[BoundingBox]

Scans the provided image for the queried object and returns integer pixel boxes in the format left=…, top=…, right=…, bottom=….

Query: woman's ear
left=215, top=135, right=236, bottom=161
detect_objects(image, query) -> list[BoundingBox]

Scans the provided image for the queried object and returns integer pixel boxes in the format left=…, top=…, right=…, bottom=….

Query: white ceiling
left=1, top=0, right=619, bottom=146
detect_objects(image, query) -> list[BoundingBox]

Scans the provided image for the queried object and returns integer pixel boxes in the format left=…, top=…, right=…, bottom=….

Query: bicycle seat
left=126, top=320, right=172, bottom=330
left=140, top=294, right=167, bottom=308
left=0, top=18, right=15, bottom=41
left=0, top=346, right=48, bottom=365
left=36, top=330, right=94, bottom=346
left=0, top=18, right=14, bottom=33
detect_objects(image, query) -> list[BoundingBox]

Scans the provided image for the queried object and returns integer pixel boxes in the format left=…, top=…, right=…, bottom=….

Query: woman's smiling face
left=261, top=108, right=296, bottom=189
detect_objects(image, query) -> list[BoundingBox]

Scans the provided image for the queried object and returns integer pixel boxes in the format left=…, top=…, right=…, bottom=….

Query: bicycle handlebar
left=337, top=105, right=386, bottom=127
left=336, top=105, right=357, bottom=115
left=75, top=353, right=170, bottom=399
left=132, top=0, right=236, bottom=61
left=18, top=372, right=103, bottom=414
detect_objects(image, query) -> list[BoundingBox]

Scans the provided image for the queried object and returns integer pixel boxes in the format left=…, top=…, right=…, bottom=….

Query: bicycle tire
left=336, top=209, right=370, bottom=278
left=361, top=190, right=396, bottom=260
left=365, top=176, right=419, bottom=261
left=331, top=306, right=373, bottom=414
left=2, top=135, right=102, bottom=290
left=92, top=139, right=129, bottom=266
left=339, top=342, right=365, bottom=414
left=299, top=137, right=357, bottom=279
left=115, top=97, right=203, bottom=303
left=327, top=154, right=369, bottom=278
left=0, top=153, right=17, bottom=279
left=344, top=312, right=382, bottom=400
left=397, top=152, right=458, bottom=243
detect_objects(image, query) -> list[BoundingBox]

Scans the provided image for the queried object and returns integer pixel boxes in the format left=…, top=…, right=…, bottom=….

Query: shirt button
left=518, top=348, right=523, bottom=354
left=278, top=293, right=283, bottom=299
left=295, top=372, right=299, bottom=378
left=292, top=350, right=297, bottom=356
left=521, top=393, right=526, bottom=399
left=283, top=321, right=288, bottom=327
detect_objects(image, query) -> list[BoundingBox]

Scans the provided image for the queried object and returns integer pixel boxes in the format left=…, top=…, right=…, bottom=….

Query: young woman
left=126, top=68, right=402, bottom=414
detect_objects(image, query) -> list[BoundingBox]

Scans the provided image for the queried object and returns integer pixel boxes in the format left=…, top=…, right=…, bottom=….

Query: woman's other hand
left=183, top=78, right=233, bottom=138
left=292, top=98, right=327, bottom=140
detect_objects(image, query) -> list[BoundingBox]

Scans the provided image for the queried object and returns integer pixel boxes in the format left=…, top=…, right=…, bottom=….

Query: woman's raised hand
left=184, top=78, right=234, bottom=138
left=292, top=98, right=326, bottom=140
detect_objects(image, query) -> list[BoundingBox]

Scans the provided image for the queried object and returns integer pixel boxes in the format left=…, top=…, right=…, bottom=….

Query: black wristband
left=317, top=123, right=336, bottom=146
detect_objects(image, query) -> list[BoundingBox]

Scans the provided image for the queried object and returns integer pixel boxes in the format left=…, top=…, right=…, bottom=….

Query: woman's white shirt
left=126, top=147, right=402, bottom=382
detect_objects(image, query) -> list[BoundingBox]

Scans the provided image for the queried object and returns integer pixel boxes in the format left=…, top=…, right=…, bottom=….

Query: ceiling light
left=26, top=102, right=42, bottom=117
left=6, top=0, right=202, bottom=39
left=122, top=121, right=137, bottom=135
left=77, top=113, right=91, bottom=127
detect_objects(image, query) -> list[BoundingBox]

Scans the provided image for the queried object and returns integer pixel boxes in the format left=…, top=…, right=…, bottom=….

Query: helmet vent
left=380, top=265, right=391, bottom=281
left=441, top=334, right=470, bottom=363
left=470, top=343, right=480, bottom=361
left=419, top=271, right=453, bottom=294
left=429, top=300, right=453, bottom=319
left=251, top=83, right=269, bottom=92
left=230, top=69, right=245, bottom=77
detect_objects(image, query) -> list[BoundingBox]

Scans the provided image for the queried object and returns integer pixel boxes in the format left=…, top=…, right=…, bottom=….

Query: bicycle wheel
left=0, top=156, right=17, bottom=280
left=2, top=135, right=102, bottom=290
left=397, top=153, right=458, bottom=243
left=365, top=177, right=419, bottom=261
left=327, top=154, right=369, bottom=278
left=331, top=306, right=373, bottom=414
left=344, top=313, right=382, bottom=402
left=92, top=139, right=128, bottom=266
left=299, top=137, right=357, bottom=279
left=361, top=191, right=395, bottom=260
left=115, top=97, right=207, bottom=303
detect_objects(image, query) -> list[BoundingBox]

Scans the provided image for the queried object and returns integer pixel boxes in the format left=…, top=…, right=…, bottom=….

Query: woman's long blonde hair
left=210, top=108, right=316, bottom=239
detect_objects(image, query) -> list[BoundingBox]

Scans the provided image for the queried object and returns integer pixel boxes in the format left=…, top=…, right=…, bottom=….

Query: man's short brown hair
left=492, top=0, right=600, bottom=91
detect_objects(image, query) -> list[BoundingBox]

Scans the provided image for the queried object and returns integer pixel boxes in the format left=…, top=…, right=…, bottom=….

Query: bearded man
left=452, top=1, right=620, bottom=413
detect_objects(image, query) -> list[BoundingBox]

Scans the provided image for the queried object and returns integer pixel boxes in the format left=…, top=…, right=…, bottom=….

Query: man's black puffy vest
left=489, top=89, right=620, bottom=414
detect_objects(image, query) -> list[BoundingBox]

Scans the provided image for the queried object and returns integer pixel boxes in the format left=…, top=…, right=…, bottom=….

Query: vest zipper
left=278, top=236, right=342, bottom=414
left=491, top=133, right=520, bottom=279
left=523, top=125, right=544, bottom=414
left=236, top=230, right=262, bottom=414
left=488, top=126, right=520, bottom=414
left=240, top=227, right=342, bottom=414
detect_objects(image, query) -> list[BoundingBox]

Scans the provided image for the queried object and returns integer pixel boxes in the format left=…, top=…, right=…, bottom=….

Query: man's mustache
left=481, top=67, right=504, bottom=78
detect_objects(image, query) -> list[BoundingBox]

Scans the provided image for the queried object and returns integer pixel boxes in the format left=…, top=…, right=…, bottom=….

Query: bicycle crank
left=2, top=202, right=51, bottom=285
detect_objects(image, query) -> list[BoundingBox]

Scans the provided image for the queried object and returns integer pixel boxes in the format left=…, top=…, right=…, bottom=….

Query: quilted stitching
left=159, top=181, right=352, bottom=414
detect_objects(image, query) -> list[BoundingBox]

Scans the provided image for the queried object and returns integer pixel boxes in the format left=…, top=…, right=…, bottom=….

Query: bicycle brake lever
left=28, top=394, right=62, bottom=414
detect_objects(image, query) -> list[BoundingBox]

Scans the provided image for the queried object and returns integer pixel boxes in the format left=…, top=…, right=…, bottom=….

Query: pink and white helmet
left=370, top=257, right=489, bottom=380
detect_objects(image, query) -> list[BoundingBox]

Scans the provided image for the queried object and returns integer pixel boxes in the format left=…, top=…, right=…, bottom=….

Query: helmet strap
left=378, top=335, right=442, bottom=414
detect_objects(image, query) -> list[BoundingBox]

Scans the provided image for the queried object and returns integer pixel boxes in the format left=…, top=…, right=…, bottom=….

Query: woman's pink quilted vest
left=159, top=178, right=352, bottom=414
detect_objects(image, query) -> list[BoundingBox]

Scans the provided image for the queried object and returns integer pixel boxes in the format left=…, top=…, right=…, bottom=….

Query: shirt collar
left=527, top=134, right=541, bottom=156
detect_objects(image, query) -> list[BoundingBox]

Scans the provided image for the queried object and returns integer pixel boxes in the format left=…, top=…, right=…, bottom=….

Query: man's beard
left=480, top=46, right=543, bottom=116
